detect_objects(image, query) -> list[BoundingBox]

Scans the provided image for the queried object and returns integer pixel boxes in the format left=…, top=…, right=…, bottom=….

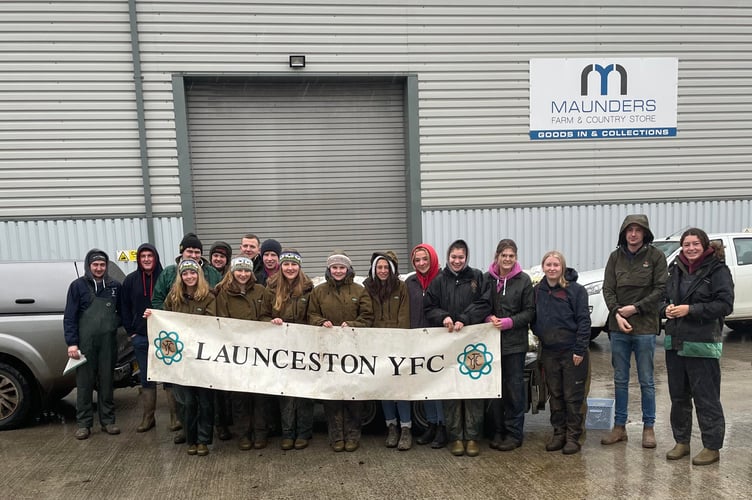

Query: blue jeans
left=610, top=332, right=656, bottom=426
left=132, top=334, right=155, bottom=389
left=424, top=400, right=444, bottom=424
left=382, top=400, right=412, bottom=427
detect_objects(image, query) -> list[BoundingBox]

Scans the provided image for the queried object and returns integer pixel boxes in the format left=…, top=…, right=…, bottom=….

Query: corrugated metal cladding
left=186, top=78, right=409, bottom=274
left=424, top=200, right=752, bottom=273
left=0, top=0, right=154, bottom=218
left=0, top=217, right=183, bottom=274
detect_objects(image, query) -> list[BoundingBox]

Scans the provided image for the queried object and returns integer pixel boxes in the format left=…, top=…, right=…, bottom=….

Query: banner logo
left=154, top=330, right=184, bottom=365
left=457, top=343, right=493, bottom=380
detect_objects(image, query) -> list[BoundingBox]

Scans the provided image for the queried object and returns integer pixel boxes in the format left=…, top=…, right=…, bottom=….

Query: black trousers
left=665, top=349, right=725, bottom=450
left=541, top=349, right=588, bottom=443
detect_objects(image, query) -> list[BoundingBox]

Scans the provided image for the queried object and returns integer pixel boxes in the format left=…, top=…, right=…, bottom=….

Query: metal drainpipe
left=128, top=0, right=155, bottom=243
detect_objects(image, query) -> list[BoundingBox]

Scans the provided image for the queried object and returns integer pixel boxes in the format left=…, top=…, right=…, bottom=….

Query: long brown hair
left=268, top=264, right=310, bottom=313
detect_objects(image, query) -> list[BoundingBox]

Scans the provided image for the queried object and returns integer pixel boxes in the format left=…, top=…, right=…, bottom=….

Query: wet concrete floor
left=1, top=331, right=751, bottom=500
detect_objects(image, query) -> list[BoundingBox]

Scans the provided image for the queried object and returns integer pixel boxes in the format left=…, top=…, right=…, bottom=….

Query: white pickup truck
left=580, top=231, right=752, bottom=339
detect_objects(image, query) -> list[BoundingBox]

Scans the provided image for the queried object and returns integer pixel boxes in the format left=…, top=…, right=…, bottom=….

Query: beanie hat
left=178, top=259, right=200, bottom=275
left=279, top=248, right=303, bottom=266
left=179, top=233, right=203, bottom=253
left=230, top=256, right=254, bottom=272
left=327, top=250, right=352, bottom=269
left=210, top=241, right=232, bottom=258
left=89, top=252, right=107, bottom=263
left=260, top=239, right=282, bottom=257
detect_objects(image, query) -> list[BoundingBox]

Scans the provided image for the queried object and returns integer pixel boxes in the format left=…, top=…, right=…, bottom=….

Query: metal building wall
left=424, top=200, right=752, bottom=273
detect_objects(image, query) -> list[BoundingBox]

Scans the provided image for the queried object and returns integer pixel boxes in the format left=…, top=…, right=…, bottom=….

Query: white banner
left=530, top=57, right=678, bottom=140
left=147, top=310, right=501, bottom=400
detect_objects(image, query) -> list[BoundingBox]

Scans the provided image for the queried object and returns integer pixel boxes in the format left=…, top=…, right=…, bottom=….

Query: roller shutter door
left=186, top=77, right=409, bottom=274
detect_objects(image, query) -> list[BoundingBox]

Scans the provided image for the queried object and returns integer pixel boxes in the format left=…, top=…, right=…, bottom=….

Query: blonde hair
left=541, top=250, right=569, bottom=288
left=167, top=266, right=210, bottom=304
left=215, top=265, right=256, bottom=293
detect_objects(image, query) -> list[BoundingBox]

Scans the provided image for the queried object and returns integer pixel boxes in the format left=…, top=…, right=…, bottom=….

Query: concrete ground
left=1, top=331, right=751, bottom=500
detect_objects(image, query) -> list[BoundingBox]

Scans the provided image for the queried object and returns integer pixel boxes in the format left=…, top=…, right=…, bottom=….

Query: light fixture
left=289, top=55, right=306, bottom=68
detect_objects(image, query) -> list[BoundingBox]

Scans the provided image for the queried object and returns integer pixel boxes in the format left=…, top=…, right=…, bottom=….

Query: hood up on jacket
left=135, top=243, right=163, bottom=298
left=445, top=239, right=470, bottom=275
left=411, top=243, right=440, bottom=291
left=617, top=214, right=655, bottom=248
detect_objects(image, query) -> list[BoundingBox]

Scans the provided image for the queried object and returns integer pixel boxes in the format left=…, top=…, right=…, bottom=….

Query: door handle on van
left=15, top=299, right=35, bottom=304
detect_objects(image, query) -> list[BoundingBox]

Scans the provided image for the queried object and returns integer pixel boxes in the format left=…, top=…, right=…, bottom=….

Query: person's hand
left=616, top=313, right=633, bottom=333
left=490, top=315, right=503, bottom=328
left=322, top=320, right=333, bottom=328
left=271, top=318, right=284, bottom=325
left=617, top=305, right=638, bottom=318
left=143, top=308, right=153, bottom=318
left=341, top=322, right=349, bottom=328
left=454, top=321, right=464, bottom=332
left=573, top=354, right=583, bottom=366
left=665, top=304, right=689, bottom=319
left=67, top=345, right=80, bottom=360
left=443, top=316, right=455, bottom=331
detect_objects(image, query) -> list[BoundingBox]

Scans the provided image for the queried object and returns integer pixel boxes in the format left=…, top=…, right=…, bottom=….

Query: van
left=0, top=260, right=138, bottom=430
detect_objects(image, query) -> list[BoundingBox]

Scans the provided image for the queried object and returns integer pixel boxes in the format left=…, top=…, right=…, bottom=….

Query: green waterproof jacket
left=367, top=279, right=410, bottom=329
left=215, top=281, right=270, bottom=321
left=262, top=276, right=314, bottom=324
left=603, top=215, right=668, bottom=334
left=308, top=273, right=374, bottom=327
left=164, top=292, right=216, bottom=317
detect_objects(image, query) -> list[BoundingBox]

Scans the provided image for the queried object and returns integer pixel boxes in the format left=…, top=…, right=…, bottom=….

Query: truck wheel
left=0, top=362, right=33, bottom=430
left=590, top=328, right=602, bottom=341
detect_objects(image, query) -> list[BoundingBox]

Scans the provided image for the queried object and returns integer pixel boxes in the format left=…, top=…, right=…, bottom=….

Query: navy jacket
left=532, top=268, right=590, bottom=356
left=121, top=243, right=163, bottom=337
left=63, top=249, right=123, bottom=346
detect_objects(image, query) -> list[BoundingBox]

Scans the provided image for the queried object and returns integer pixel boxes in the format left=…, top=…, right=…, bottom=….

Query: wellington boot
left=136, top=387, right=157, bottom=433
left=692, top=448, right=719, bottom=466
left=415, top=423, right=436, bottom=445
left=666, top=442, right=691, bottom=460
left=465, top=440, right=480, bottom=457
left=431, top=425, right=448, bottom=449
left=449, top=440, right=464, bottom=456
left=546, top=433, right=566, bottom=452
left=165, top=387, right=182, bottom=432
left=642, top=426, right=656, bottom=449
left=601, top=425, right=628, bottom=445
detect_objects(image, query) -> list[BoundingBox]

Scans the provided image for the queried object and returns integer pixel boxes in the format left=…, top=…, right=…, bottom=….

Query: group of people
left=62, top=216, right=733, bottom=465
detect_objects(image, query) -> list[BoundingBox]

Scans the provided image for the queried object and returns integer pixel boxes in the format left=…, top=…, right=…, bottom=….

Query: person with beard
left=121, top=243, right=163, bottom=433
left=64, top=249, right=123, bottom=440
left=424, top=239, right=484, bottom=457
left=308, top=250, right=374, bottom=452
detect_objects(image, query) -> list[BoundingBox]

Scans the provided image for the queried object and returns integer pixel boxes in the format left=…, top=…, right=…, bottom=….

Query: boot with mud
left=136, top=387, right=157, bottom=433
left=601, top=425, right=628, bottom=445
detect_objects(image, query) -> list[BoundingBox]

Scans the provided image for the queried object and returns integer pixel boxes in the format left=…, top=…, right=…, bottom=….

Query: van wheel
left=0, top=363, right=33, bottom=430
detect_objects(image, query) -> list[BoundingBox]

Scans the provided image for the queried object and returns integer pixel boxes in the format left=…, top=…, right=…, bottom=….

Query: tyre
left=411, top=401, right=430, bottom=432
left=0, top=362, right=34, bottom=430
left=725, top=320, right=752, bottom=332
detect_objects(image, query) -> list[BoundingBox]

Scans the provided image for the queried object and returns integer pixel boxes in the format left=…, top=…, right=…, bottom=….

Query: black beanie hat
left=260, top=239, right=282, bottom=257
left=210, top=241, right=232, bottom=258
left=180, top=233, right=203, bottom=253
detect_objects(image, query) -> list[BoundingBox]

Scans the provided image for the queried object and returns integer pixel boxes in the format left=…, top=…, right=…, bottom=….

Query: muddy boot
left=666, top=442, right=691, bottom=460
left=136, top=387, right=157, bottom=433
left=397, top=426, right=412, bottom=451
left=165, top=387, right=182, bottom=432
left=546, top=432, right=566, bottom=452
left=600, top=425, right=627, bottom=445
left=415, top=423, right=436, bottom=445
left=642, top=426, right=656, bottom=449
left=692, top=448, right=719, bottom=466
left=385, top=423, right=399, bottom=448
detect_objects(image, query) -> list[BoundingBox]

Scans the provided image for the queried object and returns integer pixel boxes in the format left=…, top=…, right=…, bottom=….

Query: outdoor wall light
left=289, top=55, right=306, bottom=68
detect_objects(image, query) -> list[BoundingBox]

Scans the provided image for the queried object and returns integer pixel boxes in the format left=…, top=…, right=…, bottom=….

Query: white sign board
left=530, top=57, right=678, bottom=140
left=147, top=310, right=501, bottom=400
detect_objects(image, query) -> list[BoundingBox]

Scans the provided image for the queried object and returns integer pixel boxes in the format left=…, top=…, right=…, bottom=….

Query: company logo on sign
left=581, top=63, right=627, bottom=96
left=154, top=330, right=184, bottom=365
left=529, top=57, right=678, bottom=140
left=457, top=343, right=493, bottom=380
